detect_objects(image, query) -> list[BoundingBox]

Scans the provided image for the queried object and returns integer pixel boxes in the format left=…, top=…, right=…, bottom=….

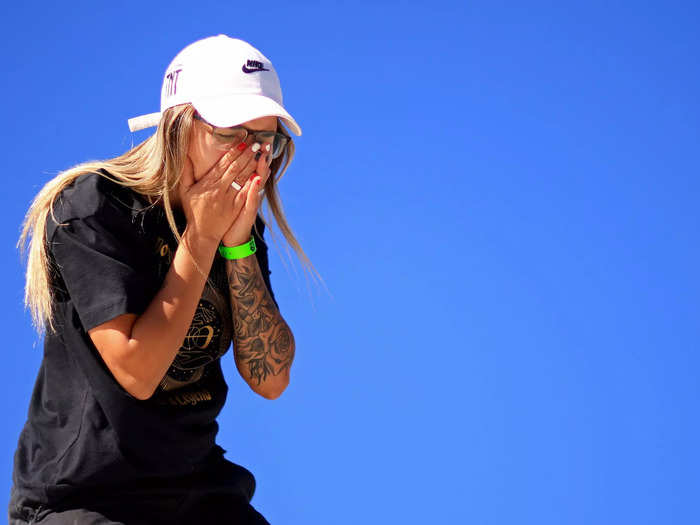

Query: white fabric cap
left=128, top=35, right=301, bottom=135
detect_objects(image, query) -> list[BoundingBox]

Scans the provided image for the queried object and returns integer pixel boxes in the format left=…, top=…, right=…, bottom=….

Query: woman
left=10, top=35, right=308, bottom=524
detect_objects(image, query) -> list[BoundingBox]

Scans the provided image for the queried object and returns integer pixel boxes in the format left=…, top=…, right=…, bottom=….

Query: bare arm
left=89, top=230, right=218, bottom=400
left=227, top=254, right=295, bottom=399
left=87, top=139, right=261, bottom=400
left=220, top=141, right=295, bottom=400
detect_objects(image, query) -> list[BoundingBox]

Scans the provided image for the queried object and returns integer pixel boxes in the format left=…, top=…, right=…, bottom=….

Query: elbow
left=259, top=381, right=288, bottom=400
left=115, top=351, right=161, bottom=400
left=90, top=325, right=162, bottom=401
left=121, top=375, right=159, bottom=401
left=254, top=369, right=291, bottom=400
left=113, top=349, right=161, bottom=400
left=130, top=386, right=158, bottom=401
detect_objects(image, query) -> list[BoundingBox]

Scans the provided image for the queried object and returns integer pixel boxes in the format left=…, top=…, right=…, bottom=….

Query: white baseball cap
left=128, top=35, right=301, bottom=136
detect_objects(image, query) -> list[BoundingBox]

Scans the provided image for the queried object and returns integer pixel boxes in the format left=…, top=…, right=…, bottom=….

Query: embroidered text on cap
left=242, top=60, right=269, bottom=74
left=164, top=67, right=183, bottom=97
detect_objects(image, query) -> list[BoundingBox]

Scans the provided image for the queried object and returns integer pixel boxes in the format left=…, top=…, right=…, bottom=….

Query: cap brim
left=193, top=94, right=302, bottom=136
left=127, top=112, right=162, bottom=132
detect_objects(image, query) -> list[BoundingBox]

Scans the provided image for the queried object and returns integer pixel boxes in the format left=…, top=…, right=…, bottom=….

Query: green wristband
left=219, top=236, right=256, bottom=260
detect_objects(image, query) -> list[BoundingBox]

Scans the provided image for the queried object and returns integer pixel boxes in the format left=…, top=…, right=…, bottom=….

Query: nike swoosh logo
left=242, top=65, right=269, bottom=74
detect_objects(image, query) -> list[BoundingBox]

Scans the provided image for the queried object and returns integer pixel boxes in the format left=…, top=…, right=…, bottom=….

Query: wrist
left=219, top=236, right=256, bottom=260
left=221, top=231, right=252, bottom=247
left=182, top=226, right=220, bottom=256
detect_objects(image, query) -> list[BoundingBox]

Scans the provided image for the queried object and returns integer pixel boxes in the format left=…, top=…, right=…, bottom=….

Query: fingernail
left=254, top=151, right=262, bottom=161
left=251, top=143, right=261, bottom=153
left=236, top=142, right=247, bottom=152
left=264, top=144, right=271, bottom=152
left=249, top=172, right=258, bottom=181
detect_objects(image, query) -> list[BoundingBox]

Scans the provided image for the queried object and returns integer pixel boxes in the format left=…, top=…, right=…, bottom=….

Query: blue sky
left=2, top=1, right=699, bottom=523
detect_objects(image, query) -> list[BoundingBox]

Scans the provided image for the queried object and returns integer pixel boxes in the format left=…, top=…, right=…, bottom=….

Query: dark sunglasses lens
left=271, top=135, right=288, bottom=159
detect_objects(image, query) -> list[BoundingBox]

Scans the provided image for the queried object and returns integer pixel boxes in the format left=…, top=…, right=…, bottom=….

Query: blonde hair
left=18, top=104, right=314, bottom=334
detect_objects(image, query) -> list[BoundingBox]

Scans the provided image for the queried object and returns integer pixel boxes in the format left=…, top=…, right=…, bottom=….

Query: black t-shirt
left=11, top=171, right=274, bottom=508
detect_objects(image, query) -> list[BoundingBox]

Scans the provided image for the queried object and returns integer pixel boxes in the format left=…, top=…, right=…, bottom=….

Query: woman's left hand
left=221, top=147, right=271, bottom=246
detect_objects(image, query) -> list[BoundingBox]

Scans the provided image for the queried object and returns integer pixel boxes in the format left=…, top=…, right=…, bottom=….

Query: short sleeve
left=50, top=214, right=155, bottom=331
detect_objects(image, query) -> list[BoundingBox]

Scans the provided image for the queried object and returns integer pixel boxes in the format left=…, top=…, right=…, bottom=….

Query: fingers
left=232, top=143, right=264, bottom=189
left=207, top=147, right=240, bottom=184
left=228, top=144, right=270, bottom=194
left=242, top=175, right=263, bottom=217
left=254, top=143, right=272, bottom=187
left=221, top=142, right=262, bottom=190
left=197, top=139, right=247, bottom=187
left=219, top=175, right=264, bottom=246
left=230, top=175, right=261, bottom=219
left=231, top=178, right=253, bottom=217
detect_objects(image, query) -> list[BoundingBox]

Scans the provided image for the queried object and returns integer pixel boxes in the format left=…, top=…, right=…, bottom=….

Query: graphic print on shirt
left=154, top=236, right=173, bottom=273
left=153, top=236, right=233, bottom=394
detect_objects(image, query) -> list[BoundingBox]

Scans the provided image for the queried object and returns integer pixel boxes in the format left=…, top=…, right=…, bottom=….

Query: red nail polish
left=249, top=172, right=258, bottom=181
left=236, top=142, right=247, bottom=152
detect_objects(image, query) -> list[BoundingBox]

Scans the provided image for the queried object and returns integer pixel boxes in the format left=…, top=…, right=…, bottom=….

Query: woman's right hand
left=177, top=142, right=259, bottom=246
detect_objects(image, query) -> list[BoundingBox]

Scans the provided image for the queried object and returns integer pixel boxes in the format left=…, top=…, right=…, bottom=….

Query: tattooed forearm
left=227, top=255, right=295, bottom=393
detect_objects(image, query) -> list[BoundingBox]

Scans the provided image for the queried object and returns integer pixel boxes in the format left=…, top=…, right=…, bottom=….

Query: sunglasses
left=194, top=114, right=289, bottom=160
